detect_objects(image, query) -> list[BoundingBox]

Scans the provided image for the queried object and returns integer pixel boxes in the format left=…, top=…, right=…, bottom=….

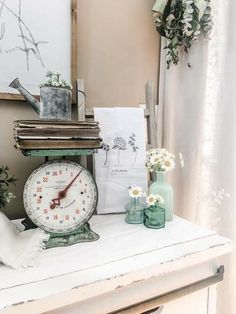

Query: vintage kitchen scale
left=10, top=78, right=101, bottom=248
left=21, top=152, right=99, bottom=248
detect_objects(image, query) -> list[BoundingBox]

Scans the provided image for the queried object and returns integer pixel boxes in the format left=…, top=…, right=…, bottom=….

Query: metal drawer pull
left=112, top=266, right=224, bottom=314
left=141, top=305, right=164, bottom=314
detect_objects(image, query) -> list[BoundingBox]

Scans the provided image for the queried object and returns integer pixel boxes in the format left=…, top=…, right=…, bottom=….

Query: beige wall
left=0, top=102, right=44, bottom=219
left=78, top=0, right=160, bottom=107
left=0, top=0, right=160, bottom=219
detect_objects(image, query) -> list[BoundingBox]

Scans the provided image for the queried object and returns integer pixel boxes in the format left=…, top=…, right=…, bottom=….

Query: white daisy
left=159, top=162, right=167, bottom=171
left=146, top=194, right=157, bottom=206
left=150, top=154, right=162, bottom=165
left=146, top=148, right=176, bottom=172
left=163, top=157, right=175, bottom=171
left=129, top=186, right=143, bottom=198
left=147, top=148, right=156, bottom=155
left=156, top=194, right=165, bottom=204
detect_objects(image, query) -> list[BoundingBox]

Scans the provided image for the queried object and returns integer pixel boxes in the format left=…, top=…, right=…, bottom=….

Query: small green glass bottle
left=125, top=198, right=145, bottom=224
left=144, top=205, right=165, bottom=229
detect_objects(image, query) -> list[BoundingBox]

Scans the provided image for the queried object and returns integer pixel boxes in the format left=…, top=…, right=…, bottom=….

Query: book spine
left=14, top=128, right=100, bottom=137
left=15, top=124, right=99, bottom=130
left=16, top=136, right=101, bottom=140
left=14, top=120, right=99, bottom=127
left=16, top=139, right=102, bottom=149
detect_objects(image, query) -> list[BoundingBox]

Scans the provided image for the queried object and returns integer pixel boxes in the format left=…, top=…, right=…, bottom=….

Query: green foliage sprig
left=153, top=0, right=213, bottom=69
left=40, top=71, right=72, bottom=90
left=0, top=166, right=16, bottom=209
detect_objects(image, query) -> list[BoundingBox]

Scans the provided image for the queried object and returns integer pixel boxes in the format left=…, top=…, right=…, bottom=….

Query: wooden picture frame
left=0, top=0, right=78, bottom=104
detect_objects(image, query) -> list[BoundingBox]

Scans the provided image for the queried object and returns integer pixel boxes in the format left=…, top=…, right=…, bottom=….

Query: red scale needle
left=50, top=170, right=82, bottom=209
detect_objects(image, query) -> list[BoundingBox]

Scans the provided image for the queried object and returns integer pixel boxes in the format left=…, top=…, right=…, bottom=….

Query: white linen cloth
left=0, top=212, right=49, bottom=269
left=94, top=108, right=147, bottom=214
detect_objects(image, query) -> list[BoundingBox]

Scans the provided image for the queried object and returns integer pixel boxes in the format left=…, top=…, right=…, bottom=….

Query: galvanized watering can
left=9, top=78, right=72, bottom=120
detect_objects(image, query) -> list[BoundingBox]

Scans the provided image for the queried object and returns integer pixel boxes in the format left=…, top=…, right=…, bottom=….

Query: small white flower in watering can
left=41, top=71, right=72, bottom=90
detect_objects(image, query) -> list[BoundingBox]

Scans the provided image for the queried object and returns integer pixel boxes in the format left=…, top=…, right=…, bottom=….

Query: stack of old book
left=14, top=120, right=102, bottom=150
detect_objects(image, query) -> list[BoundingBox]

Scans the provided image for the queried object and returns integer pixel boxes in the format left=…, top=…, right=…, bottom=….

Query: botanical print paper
left=94, top=108, right=147, bottom=214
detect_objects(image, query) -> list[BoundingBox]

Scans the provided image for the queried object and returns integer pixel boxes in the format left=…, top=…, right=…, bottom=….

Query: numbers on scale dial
left=23, top=160, right=97, bottom=234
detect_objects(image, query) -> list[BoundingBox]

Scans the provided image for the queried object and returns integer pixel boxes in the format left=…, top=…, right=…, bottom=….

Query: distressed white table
left=0, top=215, right=233, bottom=314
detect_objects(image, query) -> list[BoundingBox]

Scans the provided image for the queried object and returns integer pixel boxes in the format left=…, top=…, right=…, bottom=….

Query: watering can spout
left=9, top=78, right=40, bottom=115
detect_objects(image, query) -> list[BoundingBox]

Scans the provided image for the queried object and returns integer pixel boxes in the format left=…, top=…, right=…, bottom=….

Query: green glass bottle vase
left=144, top=205, right=165, bottom=229
left=149, top=171, right=173, bottom=221
left=125, top=198, right=144, bottom=224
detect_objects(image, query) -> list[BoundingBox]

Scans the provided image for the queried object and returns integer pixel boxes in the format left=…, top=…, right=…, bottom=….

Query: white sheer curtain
left=158, top=1, right=236, bottom=313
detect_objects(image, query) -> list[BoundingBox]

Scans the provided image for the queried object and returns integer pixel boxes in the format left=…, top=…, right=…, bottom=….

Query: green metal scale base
left=21, top=148, right=99, bottom=248
left=22, top=217, right=99, bottom=248
left=46, top=224, right=99, bottom=249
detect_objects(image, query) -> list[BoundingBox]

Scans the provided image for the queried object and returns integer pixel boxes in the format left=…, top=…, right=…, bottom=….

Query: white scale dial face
left=23, top=160, right=98, bottom=234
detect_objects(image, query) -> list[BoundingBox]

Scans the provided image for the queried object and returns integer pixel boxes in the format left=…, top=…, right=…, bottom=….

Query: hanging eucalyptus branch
left=153, top=0, right=213, bottom=69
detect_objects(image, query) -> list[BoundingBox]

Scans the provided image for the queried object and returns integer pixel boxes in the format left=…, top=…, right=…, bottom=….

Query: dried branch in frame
left=0, top=0, right=5, bottom=52
left=0, top=0, right=48, bottom=70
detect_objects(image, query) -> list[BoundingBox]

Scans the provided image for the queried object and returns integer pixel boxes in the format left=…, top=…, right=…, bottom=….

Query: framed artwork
left=0, top=0, right=78, bottom=102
